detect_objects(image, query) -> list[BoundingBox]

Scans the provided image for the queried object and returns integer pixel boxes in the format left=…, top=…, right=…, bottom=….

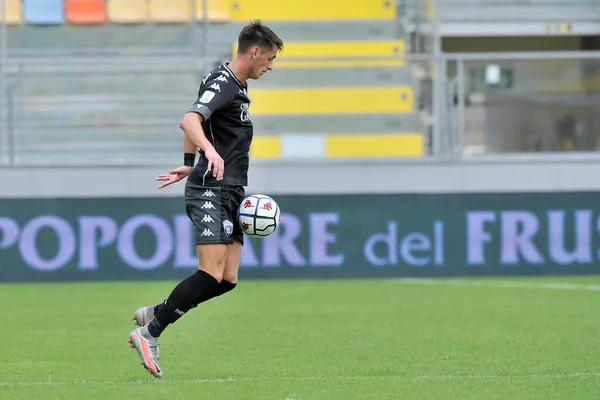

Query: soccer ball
left=238, top=194, right=281, bottom=237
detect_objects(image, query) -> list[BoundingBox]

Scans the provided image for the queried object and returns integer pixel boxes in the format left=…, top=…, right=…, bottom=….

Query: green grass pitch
left=2, top=276, right=600, bottom=399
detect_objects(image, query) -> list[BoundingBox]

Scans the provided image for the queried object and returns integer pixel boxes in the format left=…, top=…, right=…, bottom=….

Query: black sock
left=153, top=300, right=166, bottom=315
left=147, top=270, right=220, bottom=338
left=152, top=281, right=236, bottom=318
left=212, top=280, right=237, bottom=298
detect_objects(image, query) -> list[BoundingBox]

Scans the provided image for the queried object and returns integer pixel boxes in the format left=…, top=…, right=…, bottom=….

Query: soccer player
left=128, top=20, right=284, bottom=378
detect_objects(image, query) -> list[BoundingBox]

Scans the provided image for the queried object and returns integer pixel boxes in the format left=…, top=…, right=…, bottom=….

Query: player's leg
left=211, top=186, right=245, bottom=297
left=147, top=183, right=233, bottom=335
left=212, top=240, right=242, bottom=297
left=132, top=191, right=243, bottom=331
left=128, top=243, right=226, bottom=378
left=135, top=240, right=239, bottom=324
left=128, top=182, right=231, bottom=377
left=147, top=244, right=225, bottom=335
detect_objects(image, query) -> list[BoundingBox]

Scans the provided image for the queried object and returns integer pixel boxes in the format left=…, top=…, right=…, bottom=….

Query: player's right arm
left=154, top=134, right=197, bottom=189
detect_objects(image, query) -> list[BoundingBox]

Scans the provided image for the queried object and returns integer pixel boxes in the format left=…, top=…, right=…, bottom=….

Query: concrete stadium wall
left=3, top=159, right=600, bottom=198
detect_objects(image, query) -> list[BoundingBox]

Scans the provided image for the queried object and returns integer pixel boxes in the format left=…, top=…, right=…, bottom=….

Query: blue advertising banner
left=1, top=192, right=599, bottom=282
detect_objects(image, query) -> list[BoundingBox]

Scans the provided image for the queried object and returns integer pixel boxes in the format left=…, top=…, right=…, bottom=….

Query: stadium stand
left=2, top=0, right=427, bottom=163
left=401, top=0, right=600, bottom=37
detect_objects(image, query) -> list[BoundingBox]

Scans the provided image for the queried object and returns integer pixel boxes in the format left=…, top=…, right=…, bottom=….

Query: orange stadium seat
left=196, top=0, right=231, bottom=23
left=1, top=0, right=24, bottom=25
left=106, top=0, right=149, bottom=23
left=65, top=0, right=107, bottom=25
left=149, top=0, right=193, bottom=23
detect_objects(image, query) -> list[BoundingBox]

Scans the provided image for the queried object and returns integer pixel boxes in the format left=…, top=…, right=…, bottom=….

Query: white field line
left=1, top=372, right=599, bottom=387
left=397, top=278, right=600, bottom=292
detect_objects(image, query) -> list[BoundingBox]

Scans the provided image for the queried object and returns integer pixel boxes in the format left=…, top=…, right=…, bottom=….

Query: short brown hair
left=237, top=19, right=284, bottom=55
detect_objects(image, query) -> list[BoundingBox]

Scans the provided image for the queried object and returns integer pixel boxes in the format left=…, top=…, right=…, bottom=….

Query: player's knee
left=198, top=258, right=226, bottom=282
left=196, top=244, right=228, bottom=282
left=200, top=266, right=224, bottom=283
left=222, top=268, right=238, bottom=284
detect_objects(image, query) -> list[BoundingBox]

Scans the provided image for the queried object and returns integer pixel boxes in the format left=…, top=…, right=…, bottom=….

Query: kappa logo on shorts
left=202, top=189, right=216, bottom=197
left=201, top=201, right=215, bottom=210
left=200, top=229, right=214, bottom=237
left=223, top=220, right=233, bottom=237
left=201, top=214, right=215, bottom=223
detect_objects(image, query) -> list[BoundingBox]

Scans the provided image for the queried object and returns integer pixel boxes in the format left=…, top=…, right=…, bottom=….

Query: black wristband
left=184, top=152, right=196, bottom=167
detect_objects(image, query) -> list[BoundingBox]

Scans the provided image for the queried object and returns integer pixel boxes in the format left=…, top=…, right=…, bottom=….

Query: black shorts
left=185, top=180, right=245, bottom=245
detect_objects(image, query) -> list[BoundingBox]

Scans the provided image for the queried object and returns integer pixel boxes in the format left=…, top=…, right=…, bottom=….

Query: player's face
left=249, top=46, right=277, bottom=80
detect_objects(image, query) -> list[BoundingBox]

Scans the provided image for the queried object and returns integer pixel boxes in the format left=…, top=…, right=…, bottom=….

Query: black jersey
left=187, top=63, right=253, bottom=187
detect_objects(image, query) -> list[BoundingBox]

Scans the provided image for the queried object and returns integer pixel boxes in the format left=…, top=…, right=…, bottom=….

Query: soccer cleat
left=128, top=327, right=163, bottom=378
left=132, top=305, right=162, bottom=360
left=133, top=305, right=155, bottom=327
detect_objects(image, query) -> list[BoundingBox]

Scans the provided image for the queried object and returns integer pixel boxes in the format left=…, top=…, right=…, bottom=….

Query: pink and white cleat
left=128, top=327, right=163, bottom=378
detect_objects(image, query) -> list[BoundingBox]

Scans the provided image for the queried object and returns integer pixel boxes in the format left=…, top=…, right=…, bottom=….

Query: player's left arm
left=182, top=76, right=237, bottom=180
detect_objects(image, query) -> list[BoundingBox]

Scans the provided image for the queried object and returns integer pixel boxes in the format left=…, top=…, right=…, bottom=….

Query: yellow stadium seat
left=274, top=59, right=406, bottom=68
left=233, top=40, right=406, bottom=68
left=107, top=0, right=148, bottom=23
left=326, top=134, right=423, bottom=157
left=2, top=0, right=23, bottom=25
left=277, top=40, right=404, bottom=59
left=249, top=86, right=413, bottom=116
left=250, top=133, right=423, bottom=159
left=251, top=136, right=281, bottom=159
left=196, top=0, right=231, bottom=22
left=149, top=0, right=193, bottom=23
left=231, top=0, right=395, bottom=21
left=426, top=0, right=435, bottom=19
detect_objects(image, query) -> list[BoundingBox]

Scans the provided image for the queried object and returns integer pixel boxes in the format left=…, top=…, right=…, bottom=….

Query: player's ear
left=251, top=46, right=260, bottom=59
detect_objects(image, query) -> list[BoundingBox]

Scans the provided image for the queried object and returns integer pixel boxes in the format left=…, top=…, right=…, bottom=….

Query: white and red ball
left=237, top=194, right=280, bottom=237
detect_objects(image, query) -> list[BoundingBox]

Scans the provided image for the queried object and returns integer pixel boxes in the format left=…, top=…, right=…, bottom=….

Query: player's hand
left=204, top=147, right=224, bottom=181
left=155, top=166, right=193, bottom=189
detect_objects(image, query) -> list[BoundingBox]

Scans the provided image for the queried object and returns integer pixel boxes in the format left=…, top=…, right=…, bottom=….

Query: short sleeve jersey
left=186, top=64, right=253, bottom=187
